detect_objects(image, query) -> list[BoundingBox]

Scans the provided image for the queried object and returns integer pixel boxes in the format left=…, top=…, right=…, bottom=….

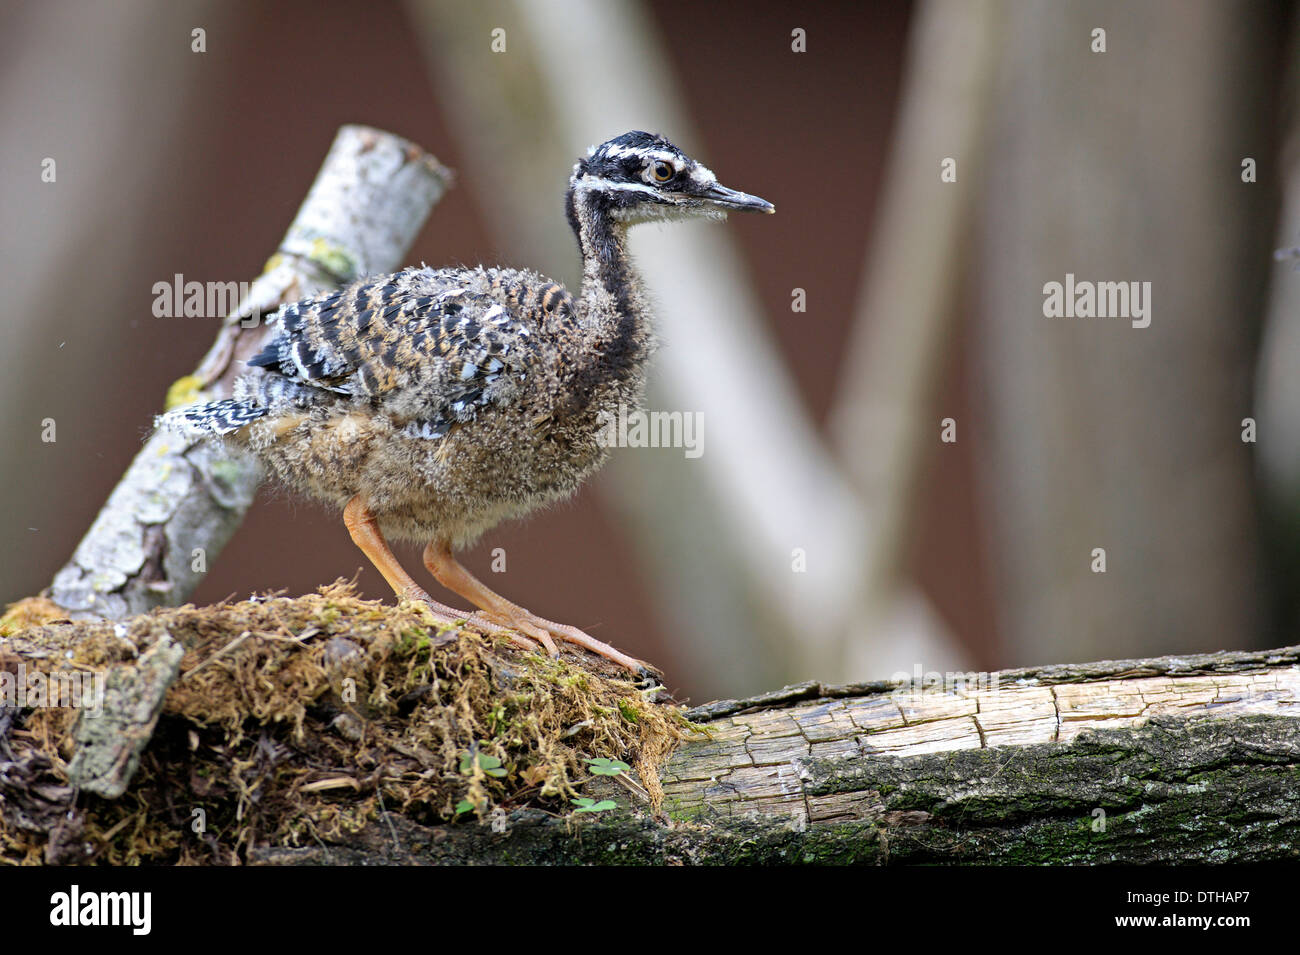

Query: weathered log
left=251, top=645, right=1300, bottom=864
left=3, top=600, right=1295, bottom=865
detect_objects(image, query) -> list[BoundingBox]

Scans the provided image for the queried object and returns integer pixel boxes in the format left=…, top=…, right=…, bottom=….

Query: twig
left=48, top=126, right=452, bottom=621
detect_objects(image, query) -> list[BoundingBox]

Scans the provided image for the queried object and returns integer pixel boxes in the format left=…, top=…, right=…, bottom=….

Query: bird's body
left=162, top=131, right=772, bottom=673
left=224, top=264, right=647, bottom=547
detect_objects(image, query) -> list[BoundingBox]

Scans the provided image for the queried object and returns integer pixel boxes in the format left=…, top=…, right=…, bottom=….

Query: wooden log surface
left=664, top=646, right=1300, bottom=825
left=254, top=645, right=1300, bottom=864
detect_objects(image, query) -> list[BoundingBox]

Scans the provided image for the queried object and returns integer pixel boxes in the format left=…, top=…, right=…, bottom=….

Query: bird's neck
left=565, top=185, right=651, bottom=381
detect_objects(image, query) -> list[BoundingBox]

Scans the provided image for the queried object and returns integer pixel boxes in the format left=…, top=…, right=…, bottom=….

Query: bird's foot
left=400, top=587, right=489, bottom=637
left=405, top=591, right=558, bottom=657
left=482, top=609, right=657, bottom=680
left=416, top=539, right=659, bottom=681
left=473, top=616, right=555, bottom=656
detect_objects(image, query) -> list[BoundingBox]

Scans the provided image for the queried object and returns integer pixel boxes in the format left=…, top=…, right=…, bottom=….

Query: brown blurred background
left=3, top=0, right=1298, bottom=704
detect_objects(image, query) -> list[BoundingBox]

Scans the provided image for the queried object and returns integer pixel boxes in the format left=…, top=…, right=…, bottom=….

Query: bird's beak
left=700, top=183, right=775, bottom=214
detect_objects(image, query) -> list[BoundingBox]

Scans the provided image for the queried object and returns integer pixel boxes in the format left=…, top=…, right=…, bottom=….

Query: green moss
left=163, top=375, right=204, bottom=411
left=0, top=581, right=687, bottom=865
left=208, top=458, right=246, bottom=488
left=307, top=238, right=359, bottom=282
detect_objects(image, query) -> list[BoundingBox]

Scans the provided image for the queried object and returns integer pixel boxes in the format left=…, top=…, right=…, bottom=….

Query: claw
left=421, top=539, right=656, bottom=676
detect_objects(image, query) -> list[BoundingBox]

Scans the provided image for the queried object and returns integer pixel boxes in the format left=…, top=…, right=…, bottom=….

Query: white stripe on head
left=596, top=143, right=683, bottom=164
left=574, top=175, right=667, bottom=200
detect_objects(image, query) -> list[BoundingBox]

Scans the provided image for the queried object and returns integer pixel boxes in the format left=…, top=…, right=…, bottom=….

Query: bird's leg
left=341, top=496, right=540, bottom=647
left=421, top=539, right=652, bottom=676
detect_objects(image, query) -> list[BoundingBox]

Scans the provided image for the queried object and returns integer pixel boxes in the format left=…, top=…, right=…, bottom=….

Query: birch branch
left=47, top=126, right=452, bottom=620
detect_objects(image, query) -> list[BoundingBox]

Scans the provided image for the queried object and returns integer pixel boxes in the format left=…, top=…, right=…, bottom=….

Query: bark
left=252, top=645, right=1300, bottom=864
left=45, top=126, right=452, bottom=621
left=66, top=636, right=185, bottom=799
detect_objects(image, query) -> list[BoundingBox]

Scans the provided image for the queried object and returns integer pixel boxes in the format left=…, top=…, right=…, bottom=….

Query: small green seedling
left=585, top=757, right=632, bottom=777
left=459, top=750, right=508, bottom=778
left=571, top=797, right=618, bottom=814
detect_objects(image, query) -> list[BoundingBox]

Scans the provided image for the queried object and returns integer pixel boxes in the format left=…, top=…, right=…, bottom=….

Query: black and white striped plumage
left=170, top=396, right=267, bottom=437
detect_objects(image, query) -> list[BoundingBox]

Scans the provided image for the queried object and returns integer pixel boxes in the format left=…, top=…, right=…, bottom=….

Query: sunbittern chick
left=161, top=131, right=774, bottom=674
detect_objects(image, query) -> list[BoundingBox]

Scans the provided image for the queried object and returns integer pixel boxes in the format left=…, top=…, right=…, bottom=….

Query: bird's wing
left=246, top=271, right=540, bottom=436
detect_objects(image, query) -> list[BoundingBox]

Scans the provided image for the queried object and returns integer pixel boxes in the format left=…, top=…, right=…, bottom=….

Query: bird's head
left=568, top=131, right=774, bottom=226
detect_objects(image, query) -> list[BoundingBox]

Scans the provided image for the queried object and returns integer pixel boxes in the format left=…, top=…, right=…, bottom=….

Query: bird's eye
left=652, top=161, right=675, bottom=182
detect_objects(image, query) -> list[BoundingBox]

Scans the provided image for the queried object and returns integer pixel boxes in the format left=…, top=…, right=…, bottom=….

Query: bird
left=159, top=131, right=774, bottom=676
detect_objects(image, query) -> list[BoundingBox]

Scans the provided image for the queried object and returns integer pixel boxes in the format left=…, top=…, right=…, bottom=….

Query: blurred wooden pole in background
left=1257, top=10, right=1300, bottom=646
left=975, top=0, right=1282, bottom=664
left=829, top=0, right=1004, bottom=678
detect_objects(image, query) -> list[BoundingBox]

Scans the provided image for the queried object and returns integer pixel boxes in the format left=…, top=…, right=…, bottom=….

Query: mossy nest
left=0, top=582, right=690, bottom=865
